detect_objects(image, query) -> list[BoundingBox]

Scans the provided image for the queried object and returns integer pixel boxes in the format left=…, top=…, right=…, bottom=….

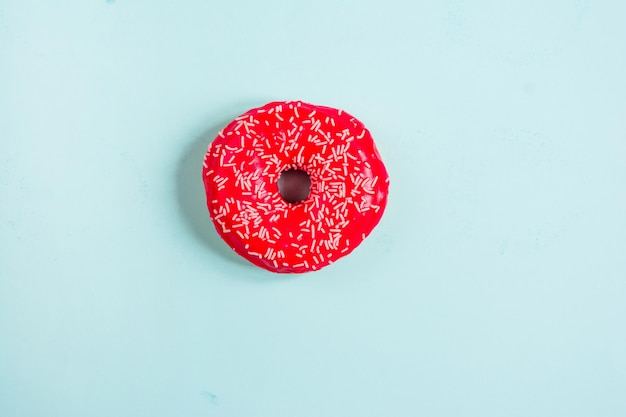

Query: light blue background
left=1, top=1, right=625, bottom=416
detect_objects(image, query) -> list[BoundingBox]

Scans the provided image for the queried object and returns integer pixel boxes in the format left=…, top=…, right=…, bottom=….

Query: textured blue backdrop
left=1, top=1, right=625, bottom=416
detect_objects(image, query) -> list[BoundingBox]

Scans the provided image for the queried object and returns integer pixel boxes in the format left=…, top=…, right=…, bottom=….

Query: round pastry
left=202, top=101, right=389, bottom=273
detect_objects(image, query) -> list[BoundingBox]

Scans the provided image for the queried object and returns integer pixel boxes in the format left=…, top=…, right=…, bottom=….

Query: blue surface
left=1, top=1, right=625, bottom=416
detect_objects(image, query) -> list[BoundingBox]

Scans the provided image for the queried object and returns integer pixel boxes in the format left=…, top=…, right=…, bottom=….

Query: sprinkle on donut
left=202, top=101, right=389, bottom=273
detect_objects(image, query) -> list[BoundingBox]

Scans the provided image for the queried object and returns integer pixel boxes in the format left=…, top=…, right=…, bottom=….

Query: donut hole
left=277, top=168, right=311, bottom=204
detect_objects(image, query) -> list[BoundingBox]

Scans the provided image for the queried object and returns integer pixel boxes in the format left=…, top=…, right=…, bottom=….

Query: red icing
left=202, top=101, right=389, bottom=273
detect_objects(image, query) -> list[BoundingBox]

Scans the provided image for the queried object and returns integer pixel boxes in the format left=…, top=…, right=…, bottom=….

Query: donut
left=202, top=101, right=389, bottom=273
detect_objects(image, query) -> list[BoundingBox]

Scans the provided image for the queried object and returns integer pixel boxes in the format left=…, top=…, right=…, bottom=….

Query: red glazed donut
left=202, top=101, right=389, bottom=273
